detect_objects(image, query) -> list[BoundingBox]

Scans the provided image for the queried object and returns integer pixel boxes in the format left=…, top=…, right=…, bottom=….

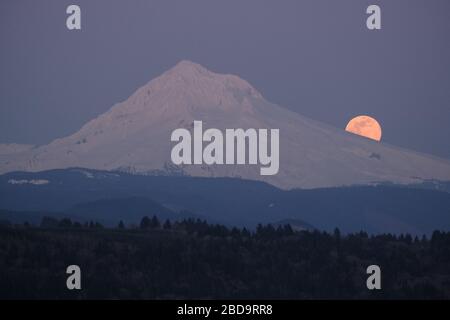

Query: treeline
left=0, top=216, right=450, bottom=299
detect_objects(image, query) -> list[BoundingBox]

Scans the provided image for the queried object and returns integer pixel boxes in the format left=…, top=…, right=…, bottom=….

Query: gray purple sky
left=1, top=0, right=450, bottom=159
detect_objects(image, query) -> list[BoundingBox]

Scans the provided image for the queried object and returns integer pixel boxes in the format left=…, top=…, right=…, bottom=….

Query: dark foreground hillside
left=0, top=218, right=450, bottom=299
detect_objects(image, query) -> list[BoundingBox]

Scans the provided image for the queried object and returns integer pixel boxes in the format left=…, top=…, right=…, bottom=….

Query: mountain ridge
left=1, top=60, right=450, bottom=189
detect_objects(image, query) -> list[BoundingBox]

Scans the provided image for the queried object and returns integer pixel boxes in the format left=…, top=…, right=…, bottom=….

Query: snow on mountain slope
left=1, top=60, right=450, bottom=189
left=0, top=144, right=34, bottom=155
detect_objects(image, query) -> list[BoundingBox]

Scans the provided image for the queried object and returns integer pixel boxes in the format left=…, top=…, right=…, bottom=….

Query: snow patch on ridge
left=8, top=179, right=49, bottom=185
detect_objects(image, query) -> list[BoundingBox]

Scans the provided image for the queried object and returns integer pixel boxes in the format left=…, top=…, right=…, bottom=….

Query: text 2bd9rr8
left=221, top=304, right=272, bottom=316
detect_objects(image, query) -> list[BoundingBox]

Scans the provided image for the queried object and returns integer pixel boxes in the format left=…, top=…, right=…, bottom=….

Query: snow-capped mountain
left=1, top=60, right=450, bottom=189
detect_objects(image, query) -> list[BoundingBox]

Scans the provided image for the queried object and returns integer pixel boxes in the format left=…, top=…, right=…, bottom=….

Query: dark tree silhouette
left=150, top=215, right=160, bottom=229
left=0, top=218, right=450, bottom=299
left=140, top=216, right=151, bottom=229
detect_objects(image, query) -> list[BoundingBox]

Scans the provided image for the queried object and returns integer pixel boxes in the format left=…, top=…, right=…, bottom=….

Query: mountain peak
left=127, top=60, right=264, bottom=115
left=157, top=60, right=263, bottom=99
left=170, top=60, right=210, bottom=76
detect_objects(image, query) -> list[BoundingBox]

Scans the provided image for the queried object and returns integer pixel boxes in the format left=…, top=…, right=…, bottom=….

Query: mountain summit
left=124, top=60, right=262, bottom=116
left=1, top=61, right=450, bottom=189
left=164, top=60, right=262, bottom=98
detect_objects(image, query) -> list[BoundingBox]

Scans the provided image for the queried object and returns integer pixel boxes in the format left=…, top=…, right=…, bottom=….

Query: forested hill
left=2, top=168, right=450, bottom=235
left=1, top=217, right=450, bottom=299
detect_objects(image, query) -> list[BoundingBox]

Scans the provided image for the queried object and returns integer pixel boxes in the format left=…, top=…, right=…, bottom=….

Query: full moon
left=345, top=115, right=382, bottom=141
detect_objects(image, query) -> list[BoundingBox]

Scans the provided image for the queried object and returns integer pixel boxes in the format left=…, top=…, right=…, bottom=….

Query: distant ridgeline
left=1, top=168, right=450, bottom=235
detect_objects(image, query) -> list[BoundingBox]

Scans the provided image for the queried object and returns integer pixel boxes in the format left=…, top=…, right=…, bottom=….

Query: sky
left=1, top=0, right=450, bottom=159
